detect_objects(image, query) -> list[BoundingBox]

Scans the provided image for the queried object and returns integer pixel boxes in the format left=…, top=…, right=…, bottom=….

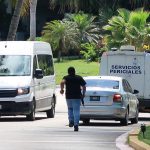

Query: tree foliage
left=42, top=20, right=80, bottom=61
left=49, top=0, right=150, bottom=14
left=80, top=42, right=99, bottom=61
left=64, top=11, right=101, bottom=44
left=103, top=8, right=150, bottom=51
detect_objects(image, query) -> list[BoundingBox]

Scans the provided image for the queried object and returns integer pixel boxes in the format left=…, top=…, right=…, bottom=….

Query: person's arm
left=60, top=79, right=65, bottom=94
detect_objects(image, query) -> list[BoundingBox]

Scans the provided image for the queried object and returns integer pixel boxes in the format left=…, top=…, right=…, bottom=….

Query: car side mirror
left=34, top=69, right=43, bottom=79
left=133, top=89, right=139, bottom=94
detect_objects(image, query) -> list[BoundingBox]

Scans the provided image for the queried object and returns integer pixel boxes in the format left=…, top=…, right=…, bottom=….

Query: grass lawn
left=138, top=126, right=150, bottom=145
left=54, top=59, right=100, bottom=85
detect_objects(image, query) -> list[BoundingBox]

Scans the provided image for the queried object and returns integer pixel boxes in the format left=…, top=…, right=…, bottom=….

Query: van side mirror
left=133, top=89, right=139, bottom=94
left=34, top=69, right=43, bottom=79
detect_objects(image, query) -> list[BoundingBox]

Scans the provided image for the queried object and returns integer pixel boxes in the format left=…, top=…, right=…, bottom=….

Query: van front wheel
left=26, top=102, right=35, bottom=121
left=46, top=101, right=55, bottom=118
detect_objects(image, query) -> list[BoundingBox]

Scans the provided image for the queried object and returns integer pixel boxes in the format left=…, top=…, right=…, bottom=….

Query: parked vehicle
left=0, top=41, right=56, bottom=121
left=100, top=45, right=150, bottom=112
left=80, top=76, right=139, bottom=126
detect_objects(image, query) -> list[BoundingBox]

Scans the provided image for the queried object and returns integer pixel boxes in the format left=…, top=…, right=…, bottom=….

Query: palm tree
left=103, top=8, right=150, bottom=51
left=7, top=0, right=37, bottom=41
left=65, top=12, right=101, bottom=44
left=42, top=20, right=80, bottom=61
left=30, top=0, right=37, bottom=41
left=126, top=9, right=150, bottom=49
left=7, top=0, right=24, bottom=41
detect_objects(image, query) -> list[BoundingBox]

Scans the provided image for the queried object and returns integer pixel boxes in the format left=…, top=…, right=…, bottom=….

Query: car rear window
left=85, top=79, right=119, bottom=89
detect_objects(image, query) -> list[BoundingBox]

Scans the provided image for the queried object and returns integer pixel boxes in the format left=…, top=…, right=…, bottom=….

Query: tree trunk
left=57, top=39, right=65, bottom=62
left=30, top=0, right=37, bottom=41
left=57, top=50, right=61, bottom=62
left=7, top=0, right=24, bottom=41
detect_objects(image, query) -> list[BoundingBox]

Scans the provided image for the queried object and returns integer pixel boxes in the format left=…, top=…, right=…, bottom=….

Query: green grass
left=54, top=59, right=100, bottom=84
left=138, top=126, right=150, bottom=145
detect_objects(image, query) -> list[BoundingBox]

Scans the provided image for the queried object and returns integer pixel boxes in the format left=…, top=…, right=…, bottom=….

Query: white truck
left=100, top=45, right=150, bottom=112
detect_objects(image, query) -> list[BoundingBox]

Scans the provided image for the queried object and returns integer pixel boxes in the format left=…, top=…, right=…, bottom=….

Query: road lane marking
left=0, top=140, right=116, bottom=144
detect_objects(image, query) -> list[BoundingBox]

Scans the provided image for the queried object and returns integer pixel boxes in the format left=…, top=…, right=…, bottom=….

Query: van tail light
left=113, top=94, right=122, bottom=102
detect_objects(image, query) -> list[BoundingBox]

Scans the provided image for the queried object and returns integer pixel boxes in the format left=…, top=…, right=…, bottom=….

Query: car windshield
left=85, top=79, right=119, bottom=89
left=0, top=55, right=31, bottom=76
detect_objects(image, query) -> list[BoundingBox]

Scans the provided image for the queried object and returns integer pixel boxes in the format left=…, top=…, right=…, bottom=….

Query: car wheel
left=46, top=100, right=55, bottom=118
left=131, top=108, right=139, bottom=124
left=82, top=119, right=90, bottom=125
left=120, top=109, right=129, bottom=126
left=26, top=101, right=35, bottom=121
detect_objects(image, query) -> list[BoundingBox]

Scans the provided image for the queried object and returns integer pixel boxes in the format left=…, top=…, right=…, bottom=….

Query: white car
left=80, top=76, right=139, bottom=126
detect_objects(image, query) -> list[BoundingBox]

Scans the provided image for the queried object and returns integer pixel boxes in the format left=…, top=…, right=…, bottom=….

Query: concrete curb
left=116, top=131, right=134, bottom=150
left=129, top=128, right=150, bottom=150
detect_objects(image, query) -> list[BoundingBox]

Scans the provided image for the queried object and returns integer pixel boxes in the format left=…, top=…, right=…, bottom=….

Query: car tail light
left=113, top=94, right=122, bottom=102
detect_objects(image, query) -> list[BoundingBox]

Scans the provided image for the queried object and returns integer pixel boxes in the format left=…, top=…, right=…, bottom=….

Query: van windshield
left=0, top=55, right=31, bottom=76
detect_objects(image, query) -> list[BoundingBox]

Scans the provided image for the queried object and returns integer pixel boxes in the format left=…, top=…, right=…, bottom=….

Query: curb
left=116, top=131, right=134, bottom=150
left=129, top=128, right=150, bottom=150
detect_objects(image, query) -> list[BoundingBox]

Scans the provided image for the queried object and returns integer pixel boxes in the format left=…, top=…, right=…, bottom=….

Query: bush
left=138, top=126, right=150, bottom=145
left=80, top=42, right=99, bottom=62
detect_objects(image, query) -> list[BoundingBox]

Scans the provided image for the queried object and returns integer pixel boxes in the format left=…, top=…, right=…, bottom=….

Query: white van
left=100, top=45, right=150, bottom=112
left=0, top=41, right=56, bottom=120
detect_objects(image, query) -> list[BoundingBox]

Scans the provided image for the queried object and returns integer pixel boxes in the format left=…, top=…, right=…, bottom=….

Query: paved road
left=0, top=89, right=149, bottom=150
left=0, top=114, right=127, bottom=150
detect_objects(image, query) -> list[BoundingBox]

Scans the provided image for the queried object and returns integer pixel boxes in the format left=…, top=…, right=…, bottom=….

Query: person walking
left=60, top=66, right=86, bottom=131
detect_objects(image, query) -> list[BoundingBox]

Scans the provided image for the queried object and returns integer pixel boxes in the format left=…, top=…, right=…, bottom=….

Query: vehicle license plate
left=90, top=96, right=100, bottom=101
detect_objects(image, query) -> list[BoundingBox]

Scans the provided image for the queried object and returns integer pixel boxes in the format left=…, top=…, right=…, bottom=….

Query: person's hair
left=68, top=67, right=75, bottom=76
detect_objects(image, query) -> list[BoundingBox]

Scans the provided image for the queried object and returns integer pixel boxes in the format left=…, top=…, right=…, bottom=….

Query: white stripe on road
left=0, top=140, right=115, bottom=144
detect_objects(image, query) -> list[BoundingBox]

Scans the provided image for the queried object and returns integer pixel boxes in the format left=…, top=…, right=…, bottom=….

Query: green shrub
left=138, top=126, right=150, bottom=145
left=80, top=42, right=99, bottom=62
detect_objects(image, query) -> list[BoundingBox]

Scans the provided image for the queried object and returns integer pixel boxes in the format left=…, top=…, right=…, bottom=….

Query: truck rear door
left=101, top=51, right=145, bottom=99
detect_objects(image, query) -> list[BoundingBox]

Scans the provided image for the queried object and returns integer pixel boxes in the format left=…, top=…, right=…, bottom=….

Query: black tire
left=82, top=119, right=90, bottom=125
left=46, top=100, right=55, bottom=118
left=131, top=108, right=139, bottom=124
left=120, top=109, right=129, bottom=126
left=26, top=101, right=35, bottom=121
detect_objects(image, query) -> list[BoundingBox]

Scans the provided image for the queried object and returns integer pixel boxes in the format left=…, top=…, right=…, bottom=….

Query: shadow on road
left=79, top=116, right=150, bottom=127
left=139, top=117, right=150, bottom=121
left=79, top=121, right=133, bottom=127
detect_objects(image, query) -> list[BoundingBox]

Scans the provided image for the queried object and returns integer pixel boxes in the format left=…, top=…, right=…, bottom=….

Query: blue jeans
left=66, top=99, right=81, bottom=126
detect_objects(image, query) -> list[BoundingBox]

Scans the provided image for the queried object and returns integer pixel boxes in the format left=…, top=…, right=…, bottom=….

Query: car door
left=125, top=80, right=137, bottom=117
left=122, top=79, right=133, bottom=116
